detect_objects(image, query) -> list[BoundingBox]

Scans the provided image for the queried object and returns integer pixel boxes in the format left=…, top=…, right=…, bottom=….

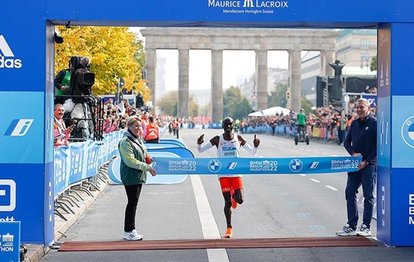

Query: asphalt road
left=40, top=128, right=414, bottom=262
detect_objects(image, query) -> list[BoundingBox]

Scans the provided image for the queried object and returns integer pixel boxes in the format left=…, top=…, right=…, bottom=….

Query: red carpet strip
left=59, top=237, right=377, bottom=252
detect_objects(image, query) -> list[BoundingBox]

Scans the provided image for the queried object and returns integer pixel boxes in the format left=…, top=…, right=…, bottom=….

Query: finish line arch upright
left=1, top=0, right=413, bottom=247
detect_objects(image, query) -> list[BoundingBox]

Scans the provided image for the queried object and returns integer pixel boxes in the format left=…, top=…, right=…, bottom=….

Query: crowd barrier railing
left=53, top=130, right=124, bottom=220
left=55, top=131, right=192, bottom=204
left=240, top=123, right=342, bottom=142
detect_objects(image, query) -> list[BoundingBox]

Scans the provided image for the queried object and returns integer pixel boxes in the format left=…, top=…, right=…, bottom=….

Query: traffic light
left=142, top=69, right=147, bottom=80
left=285, top=91, right=291, bottom=100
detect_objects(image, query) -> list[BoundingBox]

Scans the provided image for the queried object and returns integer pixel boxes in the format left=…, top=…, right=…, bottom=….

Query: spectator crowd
left=53, top=95, right=187, bottom=147
left=238, top=104, right=377, bottom=145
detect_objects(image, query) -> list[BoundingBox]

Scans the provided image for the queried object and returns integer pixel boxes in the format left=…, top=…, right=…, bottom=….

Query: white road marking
left=308, top=225, right=326, bottom=231
left=190, top=175, right=229, bottom=262
left=325, top=185, right=339, bottom=191
left=310, top=178, right=320, bottom=183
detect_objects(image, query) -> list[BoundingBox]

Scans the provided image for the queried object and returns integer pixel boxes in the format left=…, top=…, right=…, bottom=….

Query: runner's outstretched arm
left=238, top=134, right=260, bottom=155
left=198, top=142, right=213, bottom=153
left=241, top=142, right=257, bottom=155
left=197, top=135, right=219, bottom=153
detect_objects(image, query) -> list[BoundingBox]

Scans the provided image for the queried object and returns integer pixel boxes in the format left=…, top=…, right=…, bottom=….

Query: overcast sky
left=130, top=27, right=289, bottom=91
left=158, top=49, right=288, bottom=91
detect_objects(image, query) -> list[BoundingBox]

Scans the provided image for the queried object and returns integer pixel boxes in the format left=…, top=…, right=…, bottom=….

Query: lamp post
left=115, top=77, right=124, bottom=105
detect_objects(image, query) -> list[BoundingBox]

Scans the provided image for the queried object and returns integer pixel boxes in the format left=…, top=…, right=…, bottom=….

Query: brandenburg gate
left=141, top=28, right=338, bottom=122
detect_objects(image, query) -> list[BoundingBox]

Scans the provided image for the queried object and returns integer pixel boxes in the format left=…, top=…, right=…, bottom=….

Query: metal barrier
left=53, top=131, right=123, bottom=220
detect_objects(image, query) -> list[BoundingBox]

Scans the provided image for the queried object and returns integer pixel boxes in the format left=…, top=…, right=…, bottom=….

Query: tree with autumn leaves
left=54, top=26, right=151, bottom=102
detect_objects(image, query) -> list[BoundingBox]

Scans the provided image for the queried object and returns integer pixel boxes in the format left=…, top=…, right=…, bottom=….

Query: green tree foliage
left=157, top=91, right=178, bottom=116
left=268, top=83, right=288, bottom=108
left=157, top=91, right=199, bottom=117
left=188, top=98, right=199, bottom=117
left=268, top=83, right=313, bottom=112
left=54, top=26, right=150, bottom=101
left=223, top=87, right=252, bottom=119
left=370, top=55, right=377, bottom=71
left=301, top=96, right=313, bottom=113
left=198, top=104, right=210, bottom=117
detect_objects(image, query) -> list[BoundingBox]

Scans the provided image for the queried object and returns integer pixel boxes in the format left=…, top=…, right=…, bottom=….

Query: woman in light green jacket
left=118, top=116, right=156, bottom=241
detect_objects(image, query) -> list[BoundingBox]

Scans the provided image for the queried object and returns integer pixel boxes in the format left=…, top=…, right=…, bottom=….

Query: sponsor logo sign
left=0, top=180, right=16, bottom=212
left=207, top=0, right=289, bottom=15
left=4, top=119, right=34, bottom=137
left=288, top=159, right=303, bottom=172
left=208, top=159, right=222, bottom=173
left=401, top=116, right=414, bottom=148
left=0, top=35, right=22, bottom=69
left=0, top=221, right=20, bottom=262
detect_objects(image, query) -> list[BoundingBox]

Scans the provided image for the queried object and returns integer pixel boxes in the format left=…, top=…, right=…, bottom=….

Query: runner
left=196, top=116, right=260, bottom=238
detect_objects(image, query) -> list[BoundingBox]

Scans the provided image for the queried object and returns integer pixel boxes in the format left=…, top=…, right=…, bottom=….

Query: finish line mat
left=59, top=237, right=377, bottom=252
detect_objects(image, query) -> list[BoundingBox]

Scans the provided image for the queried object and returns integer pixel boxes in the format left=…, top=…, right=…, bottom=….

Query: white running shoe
left=123, top=229, right=144, bottom=241
left=357, top=224, right=372, bottom=237
left=336, top=224, right=357, bottom=236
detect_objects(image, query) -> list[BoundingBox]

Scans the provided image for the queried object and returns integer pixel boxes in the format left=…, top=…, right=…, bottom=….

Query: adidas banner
left=152, top=156, right=362, bottom=175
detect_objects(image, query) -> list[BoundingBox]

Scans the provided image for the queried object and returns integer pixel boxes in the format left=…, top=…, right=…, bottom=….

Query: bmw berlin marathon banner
left=152, top=156, right=361, bottom=175
left=0, top=221, right=20, bottom=262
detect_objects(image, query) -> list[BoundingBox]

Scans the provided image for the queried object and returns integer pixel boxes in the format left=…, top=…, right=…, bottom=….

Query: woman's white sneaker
left=123, top=229, right=144, bottom=241
left=357, top=224, right=371, bottom=237
left=336, top=224, right=357, bottom=236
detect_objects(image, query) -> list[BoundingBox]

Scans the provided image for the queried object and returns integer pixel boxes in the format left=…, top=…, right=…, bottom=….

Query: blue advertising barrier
left=152, top=156, right=361, bottom=175
left=108, top=151, right=360, bottom=185
left=68, top=142, right=88, bottom=185
left=53, top=131, right=123, bottom=200
left=0, top=221, right=20, bottom=262
left=86, top=141, right=100, bottom=179
left=145, top=144, right=184, bottom=150
left=108, top=142, right=194, bottom=185
left=156, top=138, right=187, bottom=148
left=147, top=152, right=188, bottom=184
left=108, top=152, right=189, bottom=185
left=209, top=122, right=222, bottom=129
left=53, top=147, right=70, bottom=199
left=147, top=146, right=195, bottom=158
left=108, top=157, right=122, bottom=184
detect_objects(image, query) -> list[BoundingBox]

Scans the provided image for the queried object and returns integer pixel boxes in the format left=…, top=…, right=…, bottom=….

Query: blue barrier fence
left=55, top=131, right=195, bottom=193
left=158, top=138, right=187, bottom=148
left=108, top=141, right=194, bottom=185
left=53, top=131, right=122, bottom=199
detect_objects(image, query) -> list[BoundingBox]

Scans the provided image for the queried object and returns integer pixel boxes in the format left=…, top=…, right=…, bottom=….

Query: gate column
left=145, top=48, right=156, bottom=108
left=178, top=48, right=189, bottom=118
left=320, top=49, right=335, bottom=77
left=256, top=49, right=268, bottom=110
left=288, top=49, right=302, bottom=111
left=211, top=49, right=223, bottom=122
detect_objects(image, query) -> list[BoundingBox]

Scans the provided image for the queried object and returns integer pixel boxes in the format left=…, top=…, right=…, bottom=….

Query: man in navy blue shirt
left=336, top=98, right=377, bottom=237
